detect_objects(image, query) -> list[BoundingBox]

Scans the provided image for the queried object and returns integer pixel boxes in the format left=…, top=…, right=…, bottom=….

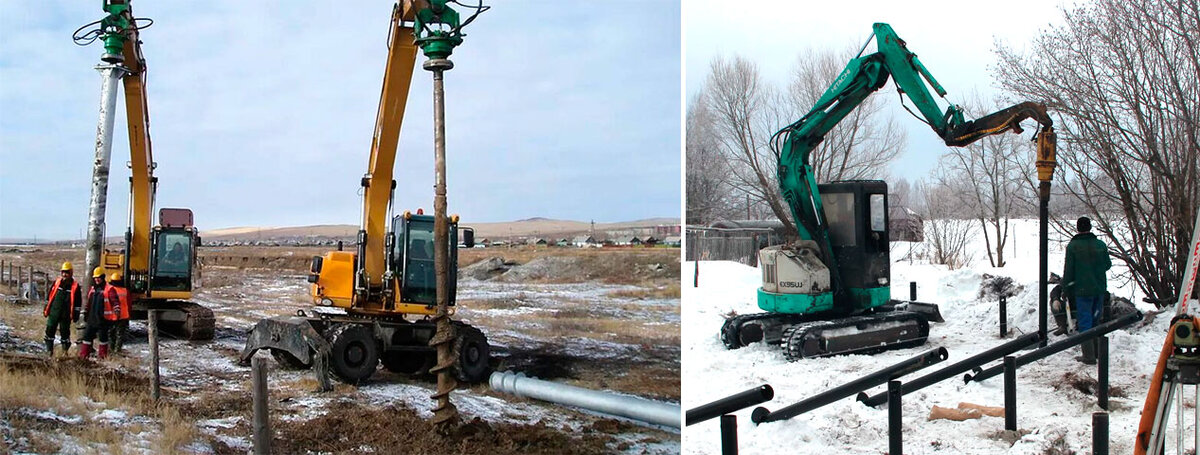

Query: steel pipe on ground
left=857, top=333, right=1041, bottom=407
left=490, top=371, right=681, bottom=428
left=752, top=348, right=947, bottom=423
left=964, top=311, right=1142, bottom=383
left=687, top=385, right=773, bottom=426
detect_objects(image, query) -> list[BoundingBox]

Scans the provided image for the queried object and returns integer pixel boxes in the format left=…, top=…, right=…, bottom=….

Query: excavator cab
left=819, top=180, right=891, bottom=311
left=148, top=208, right=198, bottom=295
left=392, top=212, right=459, bottom=306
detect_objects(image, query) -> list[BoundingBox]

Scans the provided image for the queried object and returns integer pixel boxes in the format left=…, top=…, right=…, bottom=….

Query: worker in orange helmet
left=106, top=272, right=131, bottom=354
left=43, top=262, right=82, bottom=356
left=79, top=267, right=120, bottom=359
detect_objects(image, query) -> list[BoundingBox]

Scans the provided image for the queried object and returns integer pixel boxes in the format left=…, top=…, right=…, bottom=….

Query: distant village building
left=661, top=236, right=681, bottom=247
left=571, top=236, right=596, bottom=247
left=614, top=236, right=642, bottom=246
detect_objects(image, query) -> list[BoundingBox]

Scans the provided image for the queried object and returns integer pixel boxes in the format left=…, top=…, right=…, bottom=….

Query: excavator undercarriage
left=721, top=305, right=932, bottom=360
left=239, top=310, right=489, bottom=385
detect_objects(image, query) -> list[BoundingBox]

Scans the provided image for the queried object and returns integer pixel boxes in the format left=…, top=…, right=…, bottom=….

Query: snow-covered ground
left=682, top=219, right=1178, bottom=454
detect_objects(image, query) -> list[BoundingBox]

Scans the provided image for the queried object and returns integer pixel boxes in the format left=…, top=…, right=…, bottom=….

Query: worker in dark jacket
left=43, top=262, right=82, bottom=356
left=1063, top=216, right=1111, bottom=364
left=79, top=267, right=120, bottom=359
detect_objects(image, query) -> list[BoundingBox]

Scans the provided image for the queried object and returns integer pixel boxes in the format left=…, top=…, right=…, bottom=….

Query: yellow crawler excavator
left=76, top=0, right=212, bottom=340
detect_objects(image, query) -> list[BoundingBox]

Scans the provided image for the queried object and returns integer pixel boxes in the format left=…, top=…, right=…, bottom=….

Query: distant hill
left=201, top=217, right=679, bottom=242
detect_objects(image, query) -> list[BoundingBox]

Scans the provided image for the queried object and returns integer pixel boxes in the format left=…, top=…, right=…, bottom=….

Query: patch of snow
left=683, top=219, right=1171, bottom=454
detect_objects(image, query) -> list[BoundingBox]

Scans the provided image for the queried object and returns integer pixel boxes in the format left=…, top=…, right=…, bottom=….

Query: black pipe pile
left=686, top=385, right=774, bottom=426
left=751, top=348, right=948, bottom=424
left=964, top=311, right=1141, bottom=383
left=857, top=333, right=1041, bottom=407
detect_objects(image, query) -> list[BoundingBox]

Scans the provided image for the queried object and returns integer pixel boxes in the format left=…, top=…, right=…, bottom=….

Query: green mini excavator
left=720, top=23, right=1057, bottom=361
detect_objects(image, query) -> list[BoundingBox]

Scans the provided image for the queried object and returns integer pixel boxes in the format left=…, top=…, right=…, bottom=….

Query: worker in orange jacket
left=43, top=262, right=82, bottom=356
left=79, top=267, right=120, bottom=359
left=106, top=272, right=131, bottom=354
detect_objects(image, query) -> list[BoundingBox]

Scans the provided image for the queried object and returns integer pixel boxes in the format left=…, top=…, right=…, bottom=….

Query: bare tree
left=699, top=49, right=907, bottom=237
left=922, top=181, right=975, bottom=270
left=787, top=47, right=906, bottom=183
left=686, top=92, right=735, bottom=225
left=702, top=55, right=797, bottom=234
left=935, top=97, right=1034, bottom=267
left=994, top=0, right=1200, bottom=304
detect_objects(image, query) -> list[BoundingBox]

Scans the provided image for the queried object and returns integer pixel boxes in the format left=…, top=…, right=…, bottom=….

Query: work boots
left=97, top=343, right=108, bottom=360
left=60, top=341, right=71, bottom=357
left=78, top=342, right=92, bottom=359
left=1075, top=339, right=1097, bottom=365
left=44, top=338, right=53, bottom=357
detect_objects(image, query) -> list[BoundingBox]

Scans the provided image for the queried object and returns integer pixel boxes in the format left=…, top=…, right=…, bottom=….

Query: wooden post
left=149, top=310, right=161, bottom=401
left=252, top=356, right=271, bottom=455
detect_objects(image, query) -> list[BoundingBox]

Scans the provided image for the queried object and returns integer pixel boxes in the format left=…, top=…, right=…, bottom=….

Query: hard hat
left=109, top=272, right=122, bottom=282
left=61, top=262, right=73, bottom=272
left=93, top=267, right=105, bottom=278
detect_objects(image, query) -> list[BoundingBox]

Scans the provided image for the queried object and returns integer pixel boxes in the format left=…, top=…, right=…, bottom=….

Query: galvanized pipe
left=490, top=371, right=680, bottom=428
left=965, top=311, right=1141, bottom=383
left=687, top=384, right=773, bottom=426
left=858, top=333, right=1040, bottom=407
left=752, top=348, right=947, bottom=423
left=84, top=63, right=127, bottom=297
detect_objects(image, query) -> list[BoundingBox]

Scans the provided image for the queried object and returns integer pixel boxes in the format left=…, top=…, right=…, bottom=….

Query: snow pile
left=683, top=219, right=1174, bottom=454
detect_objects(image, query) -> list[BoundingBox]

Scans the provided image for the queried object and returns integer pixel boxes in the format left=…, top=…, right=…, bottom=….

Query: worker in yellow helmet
left=43, top=262, right=82, bottom=356
left=79, top=267, right=119, bottom=359
left=106, top=272, right=131, bottom=354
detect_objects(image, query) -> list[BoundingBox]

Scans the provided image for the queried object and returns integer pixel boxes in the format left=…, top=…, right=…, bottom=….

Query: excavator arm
left=356, top=4, right=420, bottom=308
left=774, top=22, right=1056, bottom=298
left=116, top=8, right=156, bottom=295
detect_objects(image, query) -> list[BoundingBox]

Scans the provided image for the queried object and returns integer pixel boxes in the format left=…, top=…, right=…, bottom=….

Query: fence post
left=1004, top=355, right=1017, bottom=431
left=719, top=414, right=737, bottom=455
left=909, top=282, right=917, bottom=301
left=694, top=261, right=700, bottom=288
left=252, top=356, right=271, bottom=455
left=888, top=380, right=902, bottom=455
left=1092, top=411, right=1108, bottom=455
left=149, top=310, right=161, bottom=402
left=999, top=296, right=1008, bottom=338
left=1098, top=336, right=1109, bottom=410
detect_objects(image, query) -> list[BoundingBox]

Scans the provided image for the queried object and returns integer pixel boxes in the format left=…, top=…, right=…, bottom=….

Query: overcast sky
left=685, top=0, right=1066, bottom=183
left=0, top=1, right=682, bottom=240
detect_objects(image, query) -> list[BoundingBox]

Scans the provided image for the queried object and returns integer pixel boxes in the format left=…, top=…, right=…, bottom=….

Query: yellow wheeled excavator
left=239, top=0, right=490, bottom=386
left=75, top=0, right=212, bottom=340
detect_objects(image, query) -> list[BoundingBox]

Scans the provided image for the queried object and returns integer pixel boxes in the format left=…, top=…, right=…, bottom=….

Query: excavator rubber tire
left=271, top=349, right=313, bottom=370
left=326, top=323, right=379, bottom=384
left=381, top=351, right=435, bottom=375
left=452, top=322, right=490, bottom=383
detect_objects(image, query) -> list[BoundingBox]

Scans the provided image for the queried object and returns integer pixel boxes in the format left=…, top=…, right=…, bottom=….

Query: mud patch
left=274, top=401, right=616, bottom=454
left=1055, top=372, right=1127, bottom=398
